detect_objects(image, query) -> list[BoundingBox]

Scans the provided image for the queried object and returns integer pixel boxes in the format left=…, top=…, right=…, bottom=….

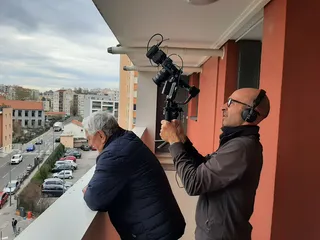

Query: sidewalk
left=0, top=204, right=34, bottom=240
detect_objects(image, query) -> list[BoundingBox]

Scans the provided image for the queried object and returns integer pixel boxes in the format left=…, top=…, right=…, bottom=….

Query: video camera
left=146, top=33, right=200, bottom=122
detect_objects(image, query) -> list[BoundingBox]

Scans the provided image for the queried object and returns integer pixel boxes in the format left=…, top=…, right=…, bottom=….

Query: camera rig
left=146, top=34, right=200, bottom=148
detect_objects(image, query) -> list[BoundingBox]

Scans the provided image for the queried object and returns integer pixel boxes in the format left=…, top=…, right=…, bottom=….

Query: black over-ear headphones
left=241, top=89, right=266, bottom=123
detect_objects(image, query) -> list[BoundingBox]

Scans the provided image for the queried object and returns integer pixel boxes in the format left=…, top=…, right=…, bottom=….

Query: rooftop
left=0, top=99, right=43, bottom=110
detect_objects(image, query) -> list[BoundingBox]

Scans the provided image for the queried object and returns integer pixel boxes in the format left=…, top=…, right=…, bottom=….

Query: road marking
left=2, top=236, right=8, bottom=239
left=0, top=162, right=7, bottom=168
left=11, top=167, right=16, bottom=172
left=2, top=173, right=8, bottom=179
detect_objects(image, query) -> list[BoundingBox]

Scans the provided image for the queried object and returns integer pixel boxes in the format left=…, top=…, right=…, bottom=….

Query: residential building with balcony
left=73, top=94, right=85, bottom=117
left=119, top=55, right=138, bottom=130
left=53, top=89, right=74, bottom=116
left=83, top=95, right=119, bottom=120
left=0, top=99, right=45, bottom=128
left=53, top=90, right=65, bottom=113
left=0, top=106, right=13, bottom=155
left=15, top=0, right=319, bottom=240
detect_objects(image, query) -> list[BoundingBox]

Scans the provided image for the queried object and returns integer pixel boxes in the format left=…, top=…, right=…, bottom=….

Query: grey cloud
left=0, top=0, right=119, bottom=91
left=0, top=0, right=106, bottom=35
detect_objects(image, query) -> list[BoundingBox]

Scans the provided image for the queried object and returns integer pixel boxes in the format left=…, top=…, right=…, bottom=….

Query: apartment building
left=63, top=89, right=74, bottom=116
left=83, top=94, right=119, bottom=119
left=118, top=55, right=137, bottom=130
left=0, top=107, right=13, bottom=154
left=53, top=89, right=74, bottom=116
left=73, top=94, right=85, bottom=117
left=42, top=100, right=51, bottom=112
left=53, top=90, right=64, bottom=113
left=0, top=99, right=45, bottom=128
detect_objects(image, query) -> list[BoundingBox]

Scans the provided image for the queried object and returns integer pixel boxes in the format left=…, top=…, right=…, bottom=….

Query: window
left=188, top=73, right=200, bottom=121
left=13, top=110, right=15, bottom=116
left=38, top=111, right=42, bottom=117
left=25, top=120, right=29, bottom=126
left=38, top=120, right=42, bottom=126
left=25, top=111, right=29, bottom=117
left=92, top=101, right=101, bottom=109
left=133, top=104, right=136, bottom=111
left=18, top=110, right=22, bottom=117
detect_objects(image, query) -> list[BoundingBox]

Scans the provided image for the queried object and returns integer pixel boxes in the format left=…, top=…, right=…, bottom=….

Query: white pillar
left=135, top=72, right=158, bottom=153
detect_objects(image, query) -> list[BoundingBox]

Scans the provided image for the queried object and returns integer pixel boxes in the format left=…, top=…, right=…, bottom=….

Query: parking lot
left=0, top=148, right=99, bottom=240
left=42, top=148, right=98, bottom=204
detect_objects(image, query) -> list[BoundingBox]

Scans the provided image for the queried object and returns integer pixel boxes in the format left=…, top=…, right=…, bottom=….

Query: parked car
left=42, top=185, right=67, bottom=198
left=64, top=150, right=81, bottom=159
left=11, top=154, right=23, bottom=164
left=55, top=160, right=77, bottom=170
left=59, top=156, right=77, bottom=163
left=80, top=145, right=90, bottom=151
left=35, top=139, right=43, bottom=145
left=42, top=178, right=73, bottom=189
left=53, top=170, right=73, bottom=179
left=51, top=164, right=74, bottom=173
left=26, top=144, right=35, bottom=152
left=0, top=192, right=8, bottom=209
left=3, top=180, right=20, bottom=195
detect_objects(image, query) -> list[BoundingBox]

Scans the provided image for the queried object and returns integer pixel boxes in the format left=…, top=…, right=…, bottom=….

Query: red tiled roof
left=72, top=119, right=83, bottom=127
left=0, top=99, right=43, bottom=110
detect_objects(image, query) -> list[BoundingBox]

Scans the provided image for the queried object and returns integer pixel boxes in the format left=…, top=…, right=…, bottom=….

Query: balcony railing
left=16, top=126, right=197, bottom=239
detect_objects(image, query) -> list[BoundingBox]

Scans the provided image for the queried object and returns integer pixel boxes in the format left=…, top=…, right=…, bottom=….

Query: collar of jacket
left=96, top=127, right=126, bottom=163
left=219, top=125, right=260, bottom=147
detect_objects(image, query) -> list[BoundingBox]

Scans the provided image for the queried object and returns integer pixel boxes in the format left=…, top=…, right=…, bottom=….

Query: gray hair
left=82, top=111, right=119, bottom=137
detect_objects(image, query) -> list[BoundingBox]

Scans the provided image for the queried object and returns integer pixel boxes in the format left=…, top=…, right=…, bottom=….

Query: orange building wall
left=0, top=108, right=13, bottom=151
left=0, top=114, right=3, bottom=147
left=252, top=0, right=320, bottom=239
left=187, top=41, right=238, bottom=155
left=119, top=55, right=132, bottom=129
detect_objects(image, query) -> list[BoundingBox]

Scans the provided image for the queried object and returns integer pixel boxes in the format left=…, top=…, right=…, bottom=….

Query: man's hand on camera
left=160, top=120, right=181, bottom=144
left=171, top=120, right=187, bottom=143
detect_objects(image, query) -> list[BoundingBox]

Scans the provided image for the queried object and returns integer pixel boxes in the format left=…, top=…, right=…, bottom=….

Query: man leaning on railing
left=82, top=111, right=186, bottom=240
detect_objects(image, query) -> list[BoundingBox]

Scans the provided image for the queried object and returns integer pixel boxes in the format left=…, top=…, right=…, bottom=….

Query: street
left=0, top=129, right=62, bottom=192
left=0, top=149, right=98, bottom=240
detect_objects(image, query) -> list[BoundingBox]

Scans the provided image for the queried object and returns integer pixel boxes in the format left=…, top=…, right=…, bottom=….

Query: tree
left=13, top=121, right=22, bottom=137
left=15, top=87, right=30, bottom=100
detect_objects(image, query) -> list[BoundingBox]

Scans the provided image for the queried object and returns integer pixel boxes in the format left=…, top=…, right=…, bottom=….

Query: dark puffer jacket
left=84, top=128, right=186, bottom=240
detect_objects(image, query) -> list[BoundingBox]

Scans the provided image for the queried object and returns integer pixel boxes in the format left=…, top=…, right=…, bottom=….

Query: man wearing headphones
left=160, top=88, right=270, bottom=240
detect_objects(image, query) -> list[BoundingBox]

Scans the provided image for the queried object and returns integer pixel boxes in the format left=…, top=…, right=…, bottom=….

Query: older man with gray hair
left=82, top=111, right=185, bottom=240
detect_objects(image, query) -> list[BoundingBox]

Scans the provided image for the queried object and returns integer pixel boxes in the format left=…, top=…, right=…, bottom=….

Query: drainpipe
left=107, top=46, right=224, bottom=58
left=123, top=65, right=202, bottom=74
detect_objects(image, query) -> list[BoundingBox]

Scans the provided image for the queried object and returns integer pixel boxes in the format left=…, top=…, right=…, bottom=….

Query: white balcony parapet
left=15, top=165, right=96, bottom=240
left=15, top=127, right=147, bottom=240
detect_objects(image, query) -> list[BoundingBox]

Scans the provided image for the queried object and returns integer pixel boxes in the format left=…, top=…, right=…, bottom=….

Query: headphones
left=241, top=89, right=266, bottom=123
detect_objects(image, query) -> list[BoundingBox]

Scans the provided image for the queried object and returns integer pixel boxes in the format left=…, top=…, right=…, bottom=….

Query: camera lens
left=152, top=68, right=170, bottom=86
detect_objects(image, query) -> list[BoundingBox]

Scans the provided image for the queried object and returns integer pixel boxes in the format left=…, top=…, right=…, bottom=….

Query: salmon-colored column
left=213, top=41, right=238, bottom=150
left=187, top=41, right=238, bottom=154
left=253, top=0, right=320, bottom=239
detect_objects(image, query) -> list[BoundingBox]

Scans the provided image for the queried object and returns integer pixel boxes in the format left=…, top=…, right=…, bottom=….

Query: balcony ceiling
left=93, top=0, right=270, bottom=69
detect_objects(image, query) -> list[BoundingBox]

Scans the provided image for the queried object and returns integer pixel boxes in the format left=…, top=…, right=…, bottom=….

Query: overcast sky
left=0, top=0, right=119, bottom=92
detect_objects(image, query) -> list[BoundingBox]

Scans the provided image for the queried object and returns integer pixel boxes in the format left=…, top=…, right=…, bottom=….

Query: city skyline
left=0, top=0, right=120, bottom=92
